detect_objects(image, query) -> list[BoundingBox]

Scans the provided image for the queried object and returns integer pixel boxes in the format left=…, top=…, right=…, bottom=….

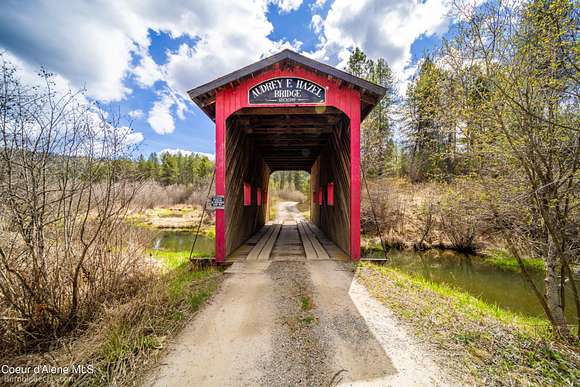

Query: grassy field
left=357, top=263, right=579, bottom=385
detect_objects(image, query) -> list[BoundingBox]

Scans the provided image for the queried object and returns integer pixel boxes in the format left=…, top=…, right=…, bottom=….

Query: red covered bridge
left=188, top=50, right=385, bottom=263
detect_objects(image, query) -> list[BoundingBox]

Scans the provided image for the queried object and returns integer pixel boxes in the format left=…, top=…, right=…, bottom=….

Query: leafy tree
left=346, top=48, right=398, bottom=177
left=443, top=0, right=579, bottom=338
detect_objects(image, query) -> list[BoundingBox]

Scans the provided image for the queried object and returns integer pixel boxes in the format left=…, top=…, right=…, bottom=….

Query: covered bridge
left=188, top=49, right=385, bottom=263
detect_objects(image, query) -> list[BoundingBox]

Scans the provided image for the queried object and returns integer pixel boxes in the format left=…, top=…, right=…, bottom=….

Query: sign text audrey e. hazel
left=249, top=77, right=325, bottom=104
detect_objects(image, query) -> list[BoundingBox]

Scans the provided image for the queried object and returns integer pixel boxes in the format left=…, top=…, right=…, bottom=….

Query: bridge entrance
left=188, top=50, right=385, bottom=263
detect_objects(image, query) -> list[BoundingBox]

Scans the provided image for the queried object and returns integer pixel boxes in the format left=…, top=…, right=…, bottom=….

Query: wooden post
left=349, top=95, right=361, bottom=260
left=215, top=94, right=226, bottom=263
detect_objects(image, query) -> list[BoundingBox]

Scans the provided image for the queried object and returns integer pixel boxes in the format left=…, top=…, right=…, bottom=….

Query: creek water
left=379, top=248, right=578, bottom=321
left=151, top=230, right=215, bottom=256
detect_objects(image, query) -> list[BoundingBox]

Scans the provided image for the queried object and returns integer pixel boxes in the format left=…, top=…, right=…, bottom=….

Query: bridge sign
left=249, top=77, right=325, bottom=104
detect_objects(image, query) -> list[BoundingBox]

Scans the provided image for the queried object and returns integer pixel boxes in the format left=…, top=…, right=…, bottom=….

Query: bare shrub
left=0, top=58, right=148, bottom=353
left=131, top=182, right=196, bottom=209
left=277, top=189, right=306, bottom=203
left=436, top=181, right=487, bottom=252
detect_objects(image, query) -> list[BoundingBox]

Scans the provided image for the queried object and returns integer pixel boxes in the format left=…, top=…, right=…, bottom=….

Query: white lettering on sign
left=249, top=77, right=325, bottom=104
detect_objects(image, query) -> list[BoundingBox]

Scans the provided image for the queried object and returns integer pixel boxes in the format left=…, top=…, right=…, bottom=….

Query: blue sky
left=0, top=0, right=453, bottom=158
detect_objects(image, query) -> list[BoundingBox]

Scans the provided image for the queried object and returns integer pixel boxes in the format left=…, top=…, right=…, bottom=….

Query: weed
left=300, top=295, right=314, bottom=311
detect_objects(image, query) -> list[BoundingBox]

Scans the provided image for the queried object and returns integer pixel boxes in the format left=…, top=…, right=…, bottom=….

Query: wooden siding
left=310, top=116, right=351, bottom=254
left=225, top=118, right=270, bottom=256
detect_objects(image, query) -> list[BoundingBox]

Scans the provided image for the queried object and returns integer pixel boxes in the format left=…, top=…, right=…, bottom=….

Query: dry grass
left=0, top=223, right=152, bottom=355
left=131, top=182, right=210, bottom=209
left=362, top=177, right=500, bottom=252
left=126, top=204, right=214, bottom=231
left=1, top=261, right=223, bottom=386
left=276, top=189, right=306, bottom=203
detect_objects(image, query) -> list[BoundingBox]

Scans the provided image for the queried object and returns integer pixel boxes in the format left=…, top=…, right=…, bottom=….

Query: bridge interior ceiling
left=230, top=107, right=346, bottom=172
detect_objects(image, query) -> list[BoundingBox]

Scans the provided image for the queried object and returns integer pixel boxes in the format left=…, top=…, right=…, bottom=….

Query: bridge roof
left=187, top=49, right=386, bottom=121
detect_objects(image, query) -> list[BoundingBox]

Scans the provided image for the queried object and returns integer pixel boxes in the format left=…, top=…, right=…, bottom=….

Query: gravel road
left=145, top=202, right=449, bottom=386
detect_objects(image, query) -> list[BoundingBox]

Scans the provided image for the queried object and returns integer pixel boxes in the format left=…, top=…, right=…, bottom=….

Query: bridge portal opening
left=187, top=50, right=385, bottom=262
left=267, top=171, right=310, bottom=222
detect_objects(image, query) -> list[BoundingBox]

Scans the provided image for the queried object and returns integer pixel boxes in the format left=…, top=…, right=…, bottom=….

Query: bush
left=131, top=182, right=203, bottom=209
left=436, top=181, right=488, bottom=252
left=277, top=189, right=306, bottom=203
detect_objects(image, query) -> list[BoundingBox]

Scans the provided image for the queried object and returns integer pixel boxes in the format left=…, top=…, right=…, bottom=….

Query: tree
left=346, top=48, right=398, bottom=177
left=443, top=0, right=579, bottom=338
left=0, top=56, right=141, bottom=345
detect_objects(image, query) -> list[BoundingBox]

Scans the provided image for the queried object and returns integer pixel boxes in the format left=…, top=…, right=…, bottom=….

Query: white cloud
left=0, top=0, right=296, bottom=103
left=309, top=0, right=453, bottom=90
left=311, top=15, right=323, bottom=34
left=133, top=51, right=164, bottom=88
left=162, top=2, right=301, bottom=95
left=147, top=93, right=176, bottom=135
left=311, top=0, right=327, bottom=9
left=160, top=148, right=215, bottom=160
left=128, top=109, right=144, bottom=119
left=270, top=0, right=303, bottom=13
left=116, top=126, right=145, bottom=145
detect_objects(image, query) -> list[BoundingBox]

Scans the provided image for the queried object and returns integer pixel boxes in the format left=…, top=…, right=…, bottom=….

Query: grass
left=483, top=248, right=545, bottom=272
left=85, top=261, right=221, bottom=386
left=146, top=249, right=210, bottom=270
left=300, top=295, right=314, bottom=311
left=9, top=248, right=223, bottom=386
left=357, top=263, right=579, bottom=385
left=269, top=196, right=278, bottom=220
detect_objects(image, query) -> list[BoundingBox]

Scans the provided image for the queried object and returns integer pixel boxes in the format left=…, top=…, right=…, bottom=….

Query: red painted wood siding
left=327, top=182, right=334, bottom=206
left=214, top=63, right=362, bottom=262
left=243, top=182, right=251, bottom=206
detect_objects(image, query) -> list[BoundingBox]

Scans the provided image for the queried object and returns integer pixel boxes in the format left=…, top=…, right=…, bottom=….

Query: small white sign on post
left=209, top=195, right=225, bottom=210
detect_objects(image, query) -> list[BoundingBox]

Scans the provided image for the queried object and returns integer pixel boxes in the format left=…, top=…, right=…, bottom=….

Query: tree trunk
left=544, top=235, right=570, bottom=337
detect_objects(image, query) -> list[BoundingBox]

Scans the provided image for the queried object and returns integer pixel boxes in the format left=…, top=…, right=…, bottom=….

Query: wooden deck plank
left=297, top=222, right=317, bottom=260
left=257, top=224, right=281, bottom=261
left=246, top=225, right=276, bottom=261
left=246, top=226, right=269, bottom=245
left=300, top=221, right=330, bottom=260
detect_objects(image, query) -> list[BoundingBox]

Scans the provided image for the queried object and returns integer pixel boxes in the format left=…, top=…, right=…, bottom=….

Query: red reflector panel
left=327, top=182, right=334, bottom=206
left=244, top=182, right=251, bottom=206
left=257, top=187, right=261, bottom=207
left=318, top=188, right=323, bottom=205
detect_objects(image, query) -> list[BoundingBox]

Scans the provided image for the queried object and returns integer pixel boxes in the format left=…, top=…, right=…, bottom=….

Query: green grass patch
left=483, top=248, right=545, bottom=272
left=147, top=249, right=210, bottom=269
left=300, top=315, right=316, bottom=325
left=365, top=263, right=548, bottom=333
left=300, top=295, right=314, bottom=311
left=85, top=263, right=222, bottom=385
left=357, top=263, right=579, bottom=385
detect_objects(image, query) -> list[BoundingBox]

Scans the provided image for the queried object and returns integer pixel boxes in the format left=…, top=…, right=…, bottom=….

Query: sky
left=0, top=0, right=455, bottom=159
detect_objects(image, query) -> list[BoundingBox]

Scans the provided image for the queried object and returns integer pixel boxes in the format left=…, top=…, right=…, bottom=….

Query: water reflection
left=382, top=249, right=578, bottom=321
left=151, top=230, right=214, bottom=256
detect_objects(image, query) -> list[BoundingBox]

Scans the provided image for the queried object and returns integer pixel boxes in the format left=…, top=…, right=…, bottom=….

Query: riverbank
left=127, top=205, right=214, bottom=234
left=1, top=253, right=223, bottom=386
left=357, top=263, right=579, bottom=385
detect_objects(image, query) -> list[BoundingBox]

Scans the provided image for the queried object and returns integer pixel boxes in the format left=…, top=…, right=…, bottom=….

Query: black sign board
left=249, top=77, right=325, bottom=104
left=209, top=195, right=225, bottom=210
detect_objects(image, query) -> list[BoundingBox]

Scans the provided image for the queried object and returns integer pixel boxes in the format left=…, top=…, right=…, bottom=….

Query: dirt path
left=146, top=203, right=449, bottom=386
left=275, top=200, right=305, bottom=223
